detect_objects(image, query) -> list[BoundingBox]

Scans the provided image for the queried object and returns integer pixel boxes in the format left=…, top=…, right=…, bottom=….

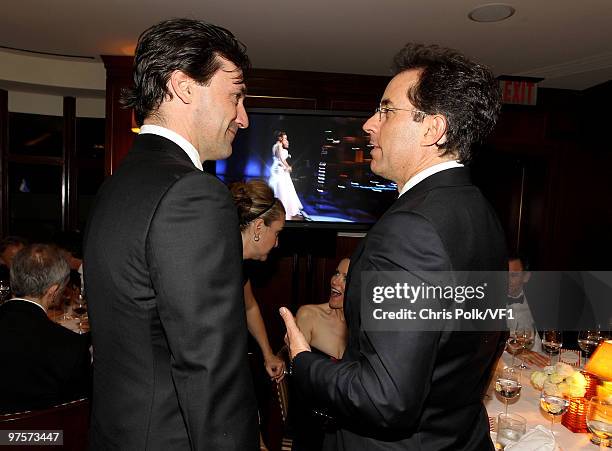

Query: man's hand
left=279, top=307, right=311, bottom=360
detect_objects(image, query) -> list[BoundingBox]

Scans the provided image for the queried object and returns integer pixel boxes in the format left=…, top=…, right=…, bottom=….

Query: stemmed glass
left=516, top=326, right=535, bottom=369
left=540, top=389, right=570, bottom=432
left=542, top=330, right=563, bottom=364
left=578, top=329, right=603, bottom=365
left=72, top=294, right=88, bottom=334
left=495, top=366, right=522, bottom=414
left=506, top=334, right=524, bottom=367
left=0, top=279, right=10, bottom=304
left=587, top=396, right=611, bottom=448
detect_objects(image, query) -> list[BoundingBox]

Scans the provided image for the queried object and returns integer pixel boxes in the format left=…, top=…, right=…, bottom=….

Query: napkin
left=504, top=425, right=559, bottom=451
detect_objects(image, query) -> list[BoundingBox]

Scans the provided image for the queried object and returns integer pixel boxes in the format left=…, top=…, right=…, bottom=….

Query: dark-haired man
left=0, top=244, right=90, bottom=414
left=0, top=235, right=27, bottom=281
left=84, top=19, right=257, bottom=450
left=281, top=43, right=507, bottom=450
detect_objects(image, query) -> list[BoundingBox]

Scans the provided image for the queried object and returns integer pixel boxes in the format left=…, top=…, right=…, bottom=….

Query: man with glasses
left=281, top=43, right=507, bottom=450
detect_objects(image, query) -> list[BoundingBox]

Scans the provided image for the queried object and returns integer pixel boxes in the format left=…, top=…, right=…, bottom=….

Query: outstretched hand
left=279, top=307, right=311, bottom=360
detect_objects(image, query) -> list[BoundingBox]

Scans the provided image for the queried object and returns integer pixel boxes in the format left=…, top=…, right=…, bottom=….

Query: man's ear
left=44, top=283, right=62, bottom=305
left=421, top=114, right=448, bottom=148
left=168, top=70, right=196, bottom=104
left=523, top=271, right=531, bottom=284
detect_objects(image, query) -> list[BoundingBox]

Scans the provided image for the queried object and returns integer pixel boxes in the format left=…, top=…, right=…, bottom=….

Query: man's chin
left=211, top=145, right=233, bottom=161
left=370, top=159, right=383, bottom=176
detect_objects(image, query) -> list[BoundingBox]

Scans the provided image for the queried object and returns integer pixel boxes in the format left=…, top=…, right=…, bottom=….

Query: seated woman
left=296, top=258, right=349, bottom=359
left=291, top=257, right=350, bottom=451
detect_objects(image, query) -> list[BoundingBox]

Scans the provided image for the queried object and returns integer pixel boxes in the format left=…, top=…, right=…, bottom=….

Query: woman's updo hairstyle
left=230, top=179, right=285, bottom=231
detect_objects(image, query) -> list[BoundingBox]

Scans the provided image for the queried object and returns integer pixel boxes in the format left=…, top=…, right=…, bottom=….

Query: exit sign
left=498, top=77, right=543, bottom=106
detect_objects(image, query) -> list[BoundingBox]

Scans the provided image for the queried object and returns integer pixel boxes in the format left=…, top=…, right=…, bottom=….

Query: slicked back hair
left=392, top=43, right=501, bottom=163
left=121, top=18, right=251, bottom=126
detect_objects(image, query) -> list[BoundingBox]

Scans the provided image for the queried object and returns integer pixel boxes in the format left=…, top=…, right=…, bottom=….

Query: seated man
left=507, top=253, right=541, bottom=352
left=54, top=230, right=84, bottom=289
left=0, top=235, right=28, bottom=281
left=0, top=244, right=91, bottom=414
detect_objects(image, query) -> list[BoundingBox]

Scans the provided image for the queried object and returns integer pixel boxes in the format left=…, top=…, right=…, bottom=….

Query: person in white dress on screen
left=268, top=131, right=303, bottom=219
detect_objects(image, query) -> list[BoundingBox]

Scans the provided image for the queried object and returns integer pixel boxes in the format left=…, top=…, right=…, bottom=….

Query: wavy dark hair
left=392, top=43, right=501, bottom=163
left=121, top=18, right=251, bottom=125
left=230, top=180, right=285, bottom=231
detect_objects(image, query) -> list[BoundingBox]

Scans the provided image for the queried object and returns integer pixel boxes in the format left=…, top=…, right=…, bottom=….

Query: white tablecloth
left=485, top=352, right=595, bottom=450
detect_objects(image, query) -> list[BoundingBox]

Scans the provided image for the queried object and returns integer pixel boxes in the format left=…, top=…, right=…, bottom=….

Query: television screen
left=216, top=109, right=397, bottom=228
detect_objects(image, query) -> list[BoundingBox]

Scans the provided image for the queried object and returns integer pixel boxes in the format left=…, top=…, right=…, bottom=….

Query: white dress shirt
left=507, top=292, right=542, bottom=352
left=5, top=297, right=47, bottom=314
left=140, top=124, right=203, bottom=171
left=399, top=160, right=464, bottom=197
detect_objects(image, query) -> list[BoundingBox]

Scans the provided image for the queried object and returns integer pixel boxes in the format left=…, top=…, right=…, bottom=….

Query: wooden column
left=0, top=89, right=7, bottom=237
left=101, top=56, right=135, bottom=175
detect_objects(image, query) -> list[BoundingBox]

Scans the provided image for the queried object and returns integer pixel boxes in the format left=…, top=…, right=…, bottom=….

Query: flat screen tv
left=215, top=109, right=397, bottom=230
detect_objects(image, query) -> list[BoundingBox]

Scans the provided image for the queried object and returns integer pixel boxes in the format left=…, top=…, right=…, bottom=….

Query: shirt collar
left=139, top=124, right=203, bottom=171
left=399, top=160, right=464, bottom=197
left=5, top=297, right=47, bottom=314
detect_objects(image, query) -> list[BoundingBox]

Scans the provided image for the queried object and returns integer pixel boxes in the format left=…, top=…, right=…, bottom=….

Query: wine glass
left=542, top=330, right=563, bottom=364
left=495, top=366, right=522, bottom=414
left=516, top=325, right=535, bottom=369
left=506, top=334, right=524, bottom=367
left=587, top=396, right=611, bottom=448
left=578, top=329, right=603, bottom=364
left=72, top=294, right=88, bottom=334
left=540, top=389, right=570, bottom=432
left=0, top=279, right=10, bottom=304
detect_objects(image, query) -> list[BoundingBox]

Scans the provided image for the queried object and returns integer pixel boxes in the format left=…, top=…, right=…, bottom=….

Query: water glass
left=587, top=396, right=611, bottom=447
left=497, top=413, right=526, bottom=449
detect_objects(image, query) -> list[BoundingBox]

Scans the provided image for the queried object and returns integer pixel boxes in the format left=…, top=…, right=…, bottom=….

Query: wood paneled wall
left=100, top=54, right=612, bottom=316
left=101, top=57, right=612, bottom=450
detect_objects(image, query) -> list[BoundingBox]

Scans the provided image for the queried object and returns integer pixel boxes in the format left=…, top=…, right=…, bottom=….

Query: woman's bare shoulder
left=296, top=303, right=328, bottom=319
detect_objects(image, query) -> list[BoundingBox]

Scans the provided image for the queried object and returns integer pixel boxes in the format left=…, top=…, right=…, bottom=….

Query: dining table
left=485, top=351, right=597, bottom=450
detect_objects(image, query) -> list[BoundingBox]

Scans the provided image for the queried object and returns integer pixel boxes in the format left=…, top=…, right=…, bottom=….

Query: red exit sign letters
left=499, top=79, right=538, bottom=105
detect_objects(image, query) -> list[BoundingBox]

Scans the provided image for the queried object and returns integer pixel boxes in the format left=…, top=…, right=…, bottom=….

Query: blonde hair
left=230, top=180, right=285, bottom=231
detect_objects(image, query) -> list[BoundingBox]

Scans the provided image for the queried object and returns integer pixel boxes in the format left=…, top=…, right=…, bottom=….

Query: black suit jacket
left=0, top=299, right=91, bottom=414
left=84, top=134, right=257, bottom=450
left=293, top=168, right=507, bottom=450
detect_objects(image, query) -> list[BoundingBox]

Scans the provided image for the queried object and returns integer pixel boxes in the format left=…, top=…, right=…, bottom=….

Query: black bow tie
left=507, top=294, right=526, bottom=305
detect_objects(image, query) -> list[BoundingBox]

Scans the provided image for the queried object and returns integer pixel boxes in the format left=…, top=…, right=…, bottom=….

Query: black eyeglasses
left=375, top=105, right=427, bottom=121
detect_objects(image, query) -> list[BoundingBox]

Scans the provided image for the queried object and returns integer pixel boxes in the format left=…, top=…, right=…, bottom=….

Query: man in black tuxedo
left=281, top=44, right=507, bottom=450
left=0, top=244, right=91, bottom=414
left=84, top=19, right=257, bottom=450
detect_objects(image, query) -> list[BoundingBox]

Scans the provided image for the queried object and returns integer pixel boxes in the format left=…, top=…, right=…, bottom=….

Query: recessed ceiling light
left=468, top=3, right=516, bottom=23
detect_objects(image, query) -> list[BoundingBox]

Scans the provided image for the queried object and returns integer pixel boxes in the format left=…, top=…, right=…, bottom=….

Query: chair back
left=276, top=346, right=291, bottom=424
left=0, top=398, right=89, bottom=451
